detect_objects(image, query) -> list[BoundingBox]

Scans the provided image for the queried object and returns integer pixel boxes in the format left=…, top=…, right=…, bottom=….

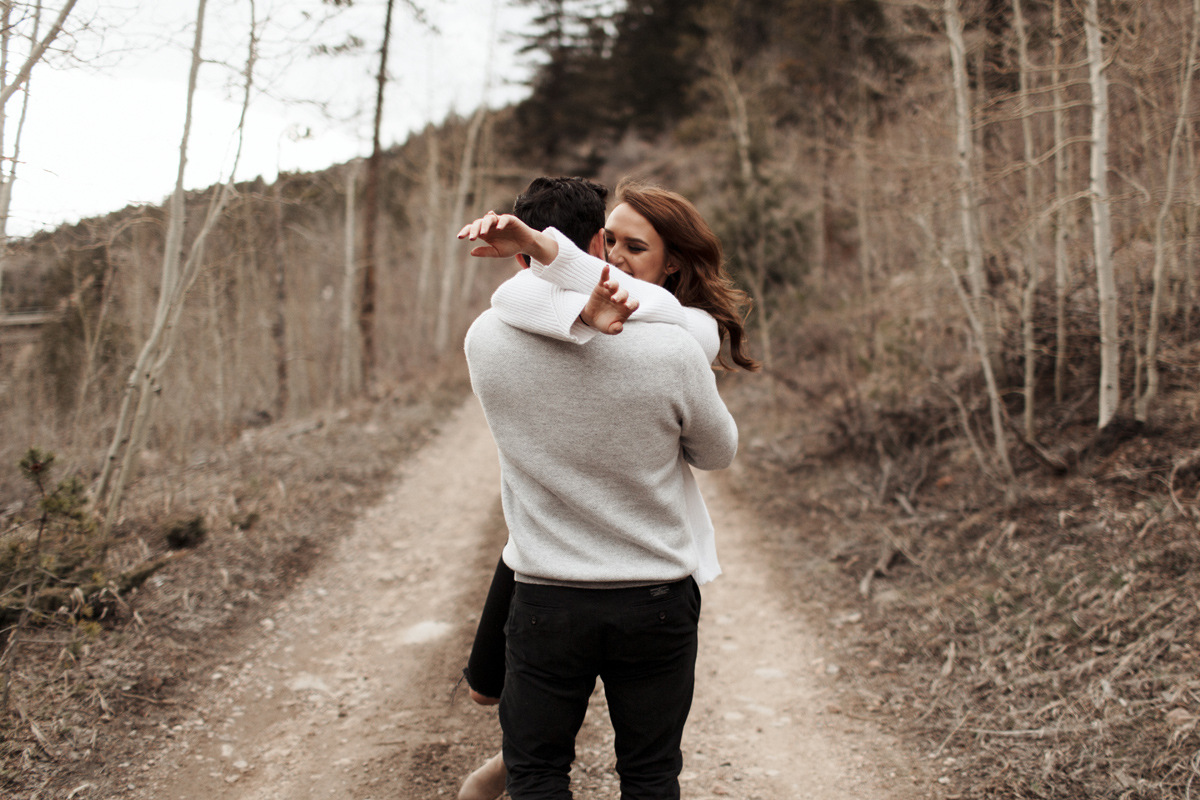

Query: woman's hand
left=457, top=211, right=558, bottom=264
left=580, top=265, right=639, bottom=334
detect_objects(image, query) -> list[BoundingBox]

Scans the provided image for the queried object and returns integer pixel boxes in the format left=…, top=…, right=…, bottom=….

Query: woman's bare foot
left=458, top=751, right=506, bottom=800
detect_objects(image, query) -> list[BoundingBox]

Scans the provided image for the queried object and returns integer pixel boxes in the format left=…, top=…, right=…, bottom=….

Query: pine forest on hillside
left=2, top=1, right=1200, bottom=797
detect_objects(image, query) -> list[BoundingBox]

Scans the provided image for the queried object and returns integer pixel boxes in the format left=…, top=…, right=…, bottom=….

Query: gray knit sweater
left=465, top=309, right=738, bottom=586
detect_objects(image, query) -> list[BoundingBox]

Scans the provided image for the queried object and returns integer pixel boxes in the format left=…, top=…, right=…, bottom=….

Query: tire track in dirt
left=133, top=396, right=926, bottom=799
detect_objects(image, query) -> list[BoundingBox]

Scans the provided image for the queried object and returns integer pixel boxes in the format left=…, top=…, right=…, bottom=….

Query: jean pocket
left=506, top=598, right=573, bottom=673
left=615, top=592, right=698, bottom=660
left=507, top=598, right=571, bottom=638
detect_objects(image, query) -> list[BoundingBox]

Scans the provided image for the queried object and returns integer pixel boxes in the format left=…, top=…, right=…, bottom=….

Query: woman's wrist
left=525, top=230, right=559, bottom=266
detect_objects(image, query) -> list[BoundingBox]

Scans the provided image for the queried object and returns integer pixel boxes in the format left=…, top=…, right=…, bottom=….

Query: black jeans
left=500, top=577, right=701, bottom=800
left=464, top=556, right=514, bottom=699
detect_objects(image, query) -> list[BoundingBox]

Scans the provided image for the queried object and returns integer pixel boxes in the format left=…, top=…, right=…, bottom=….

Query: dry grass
left=0, top=364, right=471, bottom=794
left=722, top=330, right=1200, bottom=799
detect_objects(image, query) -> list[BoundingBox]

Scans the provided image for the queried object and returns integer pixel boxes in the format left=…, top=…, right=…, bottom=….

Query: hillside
left=3, top=0, right=1200, bottom=797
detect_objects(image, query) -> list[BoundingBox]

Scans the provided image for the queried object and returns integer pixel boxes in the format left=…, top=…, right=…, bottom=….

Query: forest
left=2, top=0, right=1200, bottom=797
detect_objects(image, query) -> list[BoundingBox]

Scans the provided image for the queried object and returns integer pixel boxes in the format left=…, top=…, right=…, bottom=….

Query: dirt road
left=131, top=397, right=927, bottom=800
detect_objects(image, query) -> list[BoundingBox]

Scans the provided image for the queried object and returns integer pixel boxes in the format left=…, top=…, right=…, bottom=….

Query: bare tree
left=711, top=40, right=772, bottom=369
left=434, top=105, right=486, bottom=355
left=1135, top=0, right=1200, bottom=422
left=273, top=175, right=289, bottom=420
left=919, top=215, right=1016, bottom=486
left=415, top=127, right=441, bottom=340
left=358, top=0, right=395, bottom=390
left=1052, top=0, right=1071, bottom=405
left=1084, top=0, right=1118, bottom=428
left=1013, top=0, right=1041, bottom=436
left=341, top=159, right=362, bottom=398
left=96, top=0, right=258, bottom=537
left=0, top=0, right=81, bottom=309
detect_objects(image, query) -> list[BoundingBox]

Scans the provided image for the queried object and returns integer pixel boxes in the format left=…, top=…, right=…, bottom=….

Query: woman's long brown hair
left=616, top=178, right=760, bottom=371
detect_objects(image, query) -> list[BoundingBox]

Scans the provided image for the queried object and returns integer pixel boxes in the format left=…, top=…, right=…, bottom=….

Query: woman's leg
left=458, top=751, right=507, bottom=800
left=464, top=556, right=515, bottom=700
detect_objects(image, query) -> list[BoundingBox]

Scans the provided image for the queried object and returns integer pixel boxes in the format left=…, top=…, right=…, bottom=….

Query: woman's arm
left=462, top=213, right=720, bottom=361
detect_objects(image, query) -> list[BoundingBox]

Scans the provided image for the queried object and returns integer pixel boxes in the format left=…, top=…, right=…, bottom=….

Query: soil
left=42, top=397, right=939, bottom=800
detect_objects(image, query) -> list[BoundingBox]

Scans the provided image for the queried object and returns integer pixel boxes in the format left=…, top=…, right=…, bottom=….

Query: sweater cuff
left=530, top=228, right=605, bottom=295
left=490, top=271, right=596, bottom=344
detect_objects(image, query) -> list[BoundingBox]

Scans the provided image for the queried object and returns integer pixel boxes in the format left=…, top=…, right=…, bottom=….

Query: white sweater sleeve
left=490, top=269, right=596, bottom=344
left=513, top=227, right=722, bottom=363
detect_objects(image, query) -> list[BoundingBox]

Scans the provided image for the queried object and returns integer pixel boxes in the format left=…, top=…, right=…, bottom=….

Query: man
left=462, top=177, right=738, bottom=800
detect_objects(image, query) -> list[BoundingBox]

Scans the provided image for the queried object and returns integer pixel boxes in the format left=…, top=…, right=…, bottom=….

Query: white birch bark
left=1136, top=0, right=1200, bottom=422
left=1052, top=0, right=1070, bottom=405
left=98, top=0, right=258, bottom=535
left=341, top=159, right=362, bottom=399
left=945, top=0, right=986, bottom=303
left=434, top=105, right=486, bottom=355
left=415, top=128, right=441, bottom=339
left=0, top=0, right=76, bottom=108
left=0, top=1, right=55, bottom=310
left=919, top=216, right=1015, bottom=483
left=459, top=112, right=493, bottom=309
left=1084, top=0, right=1119, bottom=428
left=854, top=124, right=873, bottom=298
left=713, top=43, right=772, bottom=368
left=272, top=175, right=288, bottom=419
left=1187, top=123, right=1197, bottom=338
left=1013, top=0, right=1040, bottom=436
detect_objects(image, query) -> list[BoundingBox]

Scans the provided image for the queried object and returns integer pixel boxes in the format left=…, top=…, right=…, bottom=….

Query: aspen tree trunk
left=460, top=113, right=494, bottom=309
left=853, top=122, right=873, bottom=298
left=341, top=159, right=362, bottom=399
left=812, top=118, right=828, bottom=292
left=1135, top=0, right=1200, bottom=422
left=207, top=269, right=227, bottom=428
left=272, top=177, right=288, bottom=420
left=415, top=128, right=441, bottom=340
left=70, top=236, right=118, bottom=447
left=360, top=0, right=395, bottom=390
left=97, top=0, right=212, bottom=513
left=1052, top=0, right=1070, bottom=404
left=233, top=200, right=252, bottom=414
left=1187, top=124, right=1197, bottom=338
left=713, top=44, right=772, bottom=369
left=919, top=216, right=1015, bottom=484
left=0, top=0, right=58, bottom=310
left=1084, top=0, right=1118, bottom=429
left=434, top=105, right=486, bottom=355
left=0, top=0, right=76, bottom=108
left=945, top=0, right=987, bottom=303
left=97, top=0, right=256, bottom=538
left=1013, top=0, right=1040, bottom=436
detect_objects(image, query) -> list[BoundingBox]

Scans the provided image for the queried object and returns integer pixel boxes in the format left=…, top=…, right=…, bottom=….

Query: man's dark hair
left=512, top=177, right=608, bottom=258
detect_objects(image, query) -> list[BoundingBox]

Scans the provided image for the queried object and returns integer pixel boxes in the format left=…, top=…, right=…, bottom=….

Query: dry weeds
left=724, top=353, right=1200, bottom=799
left=0, top=367, right=471, bottom=795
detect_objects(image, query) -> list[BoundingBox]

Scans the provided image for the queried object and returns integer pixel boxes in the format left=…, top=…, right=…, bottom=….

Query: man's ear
left=516, top=254, right=531, bottom=270
left=587, top=229, right=606, bottom=259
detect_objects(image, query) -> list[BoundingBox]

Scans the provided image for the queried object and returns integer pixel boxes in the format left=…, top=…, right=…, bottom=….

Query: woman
left=457, top=179, right=757, bottom=800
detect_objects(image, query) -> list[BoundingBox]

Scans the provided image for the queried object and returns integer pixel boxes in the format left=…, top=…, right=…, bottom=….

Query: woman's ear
left=664, top=260, right=681, bottom=276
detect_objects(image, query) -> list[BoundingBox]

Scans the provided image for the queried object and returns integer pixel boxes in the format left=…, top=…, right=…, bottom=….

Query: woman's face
left=604, top=203, right=678, bottom=287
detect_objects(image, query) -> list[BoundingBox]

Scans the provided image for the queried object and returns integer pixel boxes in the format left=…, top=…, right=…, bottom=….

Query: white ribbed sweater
left=465, top=310, right=737, bottom=586
left=487, top=228, right=726, bottom=585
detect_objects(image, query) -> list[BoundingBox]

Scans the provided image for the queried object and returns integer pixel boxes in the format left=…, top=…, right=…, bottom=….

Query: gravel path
left=132, top=397, right=924, bottom=800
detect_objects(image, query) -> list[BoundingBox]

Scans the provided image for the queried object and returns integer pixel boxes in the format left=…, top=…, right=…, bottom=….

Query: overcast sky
left=11, top=0, right=537, bottom=237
